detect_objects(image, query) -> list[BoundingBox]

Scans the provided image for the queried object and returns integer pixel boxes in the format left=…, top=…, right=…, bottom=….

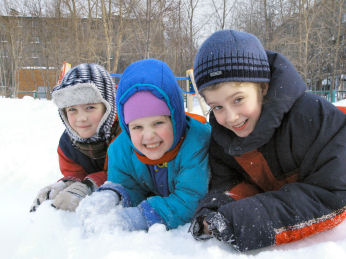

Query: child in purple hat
left=77, top=59, right=211, bottom=231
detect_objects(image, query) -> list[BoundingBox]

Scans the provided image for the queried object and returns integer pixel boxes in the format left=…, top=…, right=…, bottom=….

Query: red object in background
left=57, top=62, right=71, bottom=84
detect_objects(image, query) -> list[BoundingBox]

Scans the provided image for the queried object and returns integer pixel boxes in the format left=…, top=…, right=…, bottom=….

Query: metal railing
left=308, top=90, right=346, bottom=103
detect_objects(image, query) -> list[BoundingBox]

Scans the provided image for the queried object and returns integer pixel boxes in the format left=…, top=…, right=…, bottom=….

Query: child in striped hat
left=30, top=63, right=121, bottom=212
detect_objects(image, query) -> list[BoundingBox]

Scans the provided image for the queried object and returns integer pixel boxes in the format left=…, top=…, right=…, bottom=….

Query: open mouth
left=145, top=142, right=161, bottom=149
left=232, top=119, right=248, bottom=131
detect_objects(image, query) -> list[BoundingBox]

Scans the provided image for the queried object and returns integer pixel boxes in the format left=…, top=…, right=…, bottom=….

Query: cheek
left=213, top=112, right=226, bottom=126
left=92, top=112, right=105, bottom=124
left=246, top=103, right=262, bottom=118
left=160, top=126, right=174, bottom=146
left=129, top=131, right=142, bottom=148
left=66, top=114, right=74, bottom=125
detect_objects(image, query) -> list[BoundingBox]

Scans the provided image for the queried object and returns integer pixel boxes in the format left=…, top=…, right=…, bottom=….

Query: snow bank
left=1, top=97, right=345, bottom=259
left=334, top=98, right=346, bottom=107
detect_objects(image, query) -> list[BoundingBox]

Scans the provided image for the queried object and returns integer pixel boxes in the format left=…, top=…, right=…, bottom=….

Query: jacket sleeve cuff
left=97, top=181, right=132, bottom=207
left=138, top=201, right=166, bottom=228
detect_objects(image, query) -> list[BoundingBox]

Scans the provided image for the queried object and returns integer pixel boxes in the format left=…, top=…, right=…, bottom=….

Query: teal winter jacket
left=107, top=116, right=210, bottom=229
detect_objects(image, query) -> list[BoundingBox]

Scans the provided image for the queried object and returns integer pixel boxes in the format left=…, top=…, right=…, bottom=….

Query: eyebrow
left=207, top=91, right=244, bottom=105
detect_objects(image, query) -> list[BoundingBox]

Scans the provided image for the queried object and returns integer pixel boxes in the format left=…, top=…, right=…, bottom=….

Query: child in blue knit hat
left=77, top=59, right=210, bottom=231
left=189, top=30, right=346, bottom=251
left=30, top=63, right=121, bottom=212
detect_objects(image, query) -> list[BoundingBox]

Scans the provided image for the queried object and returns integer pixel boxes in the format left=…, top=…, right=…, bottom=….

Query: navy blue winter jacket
left=195, top=50, right=346, bottom=251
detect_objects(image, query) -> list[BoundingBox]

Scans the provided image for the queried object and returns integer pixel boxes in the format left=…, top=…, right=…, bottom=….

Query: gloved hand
left=194, top=190, right=235, bottom=216
left=189, top=190, right=235, bottom=240
left=189, top=208, right=214, bottom=240
left=204, top=212, right=237, bottom=250
left=30, top=180, right=74, bottom=212
left=51, top=181, right=92, bottom=211
left=117, top=207, right=148, bottom=231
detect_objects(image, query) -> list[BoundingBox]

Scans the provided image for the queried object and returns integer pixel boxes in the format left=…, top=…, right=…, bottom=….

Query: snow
left=334, top=98, right=346, bottom=106
left=1, top=96, right=346, bottom=259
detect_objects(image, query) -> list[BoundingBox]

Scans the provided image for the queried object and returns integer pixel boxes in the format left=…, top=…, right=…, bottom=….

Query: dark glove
left=189, top=208, right=214, bottom=240
left=189, top=190, right=235, bottom=240
left=194, top=190, right=235, bottom=219
left=205, top=212, right=239, bottom=251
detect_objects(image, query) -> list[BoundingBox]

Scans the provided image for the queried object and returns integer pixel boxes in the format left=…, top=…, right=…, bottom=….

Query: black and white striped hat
left=52, top=63, right=117, bottom=143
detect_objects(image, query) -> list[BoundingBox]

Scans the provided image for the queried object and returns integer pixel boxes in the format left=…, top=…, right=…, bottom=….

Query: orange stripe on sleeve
left=275, top=207, right=346, bottom=245
left=336, top=106, right=346, bottom=114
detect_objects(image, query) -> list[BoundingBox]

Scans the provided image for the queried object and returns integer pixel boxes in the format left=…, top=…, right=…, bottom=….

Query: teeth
left=234, top=120, right=246, bottom=128
left=146, top=143, right=160, bottom=148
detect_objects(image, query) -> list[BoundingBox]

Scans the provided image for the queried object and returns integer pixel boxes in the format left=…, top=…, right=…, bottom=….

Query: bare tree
left=100, top=0, right=113, bottom=70
left=186, top=0, right=199, bottom=65
left=210, top=0, right=237, bottom=30
left=112, top=0, right=124, bottom=73
left=0, top=12, right=26, bottom=97
left=330, top=0, right=344, bottom=92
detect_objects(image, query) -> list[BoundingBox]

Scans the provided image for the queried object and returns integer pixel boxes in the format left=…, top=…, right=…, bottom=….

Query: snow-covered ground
left=1, top=96, right=346, bottom=259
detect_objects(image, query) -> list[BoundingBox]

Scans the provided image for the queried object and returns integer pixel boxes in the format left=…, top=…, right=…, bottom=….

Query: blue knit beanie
left=193, top=30, right=270, bottom=91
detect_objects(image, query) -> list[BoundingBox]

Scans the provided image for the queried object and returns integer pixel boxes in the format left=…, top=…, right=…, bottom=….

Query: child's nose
left=143, top=128, right=155, bottom=139
left=76, top=112, right=88, bottom=121
left=225, top=108, right=239, bottom=124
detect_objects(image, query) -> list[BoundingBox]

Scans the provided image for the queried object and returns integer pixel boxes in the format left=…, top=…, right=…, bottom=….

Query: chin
left=146, top=153, right=164, bottom=160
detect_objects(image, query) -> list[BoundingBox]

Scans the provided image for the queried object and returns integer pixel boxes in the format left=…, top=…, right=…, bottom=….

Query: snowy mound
left=1, top=97, right=346, bottom=258
left=334, top=98, right=346, bottom=106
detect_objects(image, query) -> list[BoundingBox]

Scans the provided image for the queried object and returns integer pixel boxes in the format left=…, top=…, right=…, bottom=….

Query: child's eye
left=212, top=105, right=223, bottom=111
left=66, top=107, right=76, bottom=112
left=154, top=121, right=164, bottom=126
left=131, top=125, right=142, bottom=130
left=234, top=97, right=243, bottom=104
left=86, top=105, right=95, bottom=110
left=208, top=105, right=222, bottom=115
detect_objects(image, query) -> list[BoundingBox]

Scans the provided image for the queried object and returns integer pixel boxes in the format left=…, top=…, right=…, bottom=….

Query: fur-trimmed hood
left=52, top=63, right=117, bottom=144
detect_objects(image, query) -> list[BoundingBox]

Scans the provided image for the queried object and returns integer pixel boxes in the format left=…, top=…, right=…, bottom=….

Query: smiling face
left=65, top=103, right=106, bottom=139
left=128, top=115, right=174, bottom=160
left=203, top=82, right=268, bottom=138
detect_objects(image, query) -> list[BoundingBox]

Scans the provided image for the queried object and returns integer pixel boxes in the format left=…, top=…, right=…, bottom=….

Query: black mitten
left=205, top=212, right=239, bottom=251
left=194, top=190, right=235, bottom=218
left=189, top=207, right=214, bottom=240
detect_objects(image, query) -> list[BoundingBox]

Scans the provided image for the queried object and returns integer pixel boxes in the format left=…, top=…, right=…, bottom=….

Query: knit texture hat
left=193, top=30, right=271, bottom=91
left=52, top=63, right=117, bottom=143
left=124, top=91, right=171, bottom=124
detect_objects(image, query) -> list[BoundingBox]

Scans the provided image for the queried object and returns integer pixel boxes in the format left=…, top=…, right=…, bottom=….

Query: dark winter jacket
left=58, top=118, right=121, bottom=187
left=194, top=50, right=346, bottom=251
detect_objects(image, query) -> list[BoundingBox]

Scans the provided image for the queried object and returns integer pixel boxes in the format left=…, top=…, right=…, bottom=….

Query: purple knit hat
left=123, top=91, right=171, bottom=124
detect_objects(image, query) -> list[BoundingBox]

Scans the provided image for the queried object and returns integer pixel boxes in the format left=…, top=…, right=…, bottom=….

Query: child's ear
left=261, top=83, right=269, bottom=96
